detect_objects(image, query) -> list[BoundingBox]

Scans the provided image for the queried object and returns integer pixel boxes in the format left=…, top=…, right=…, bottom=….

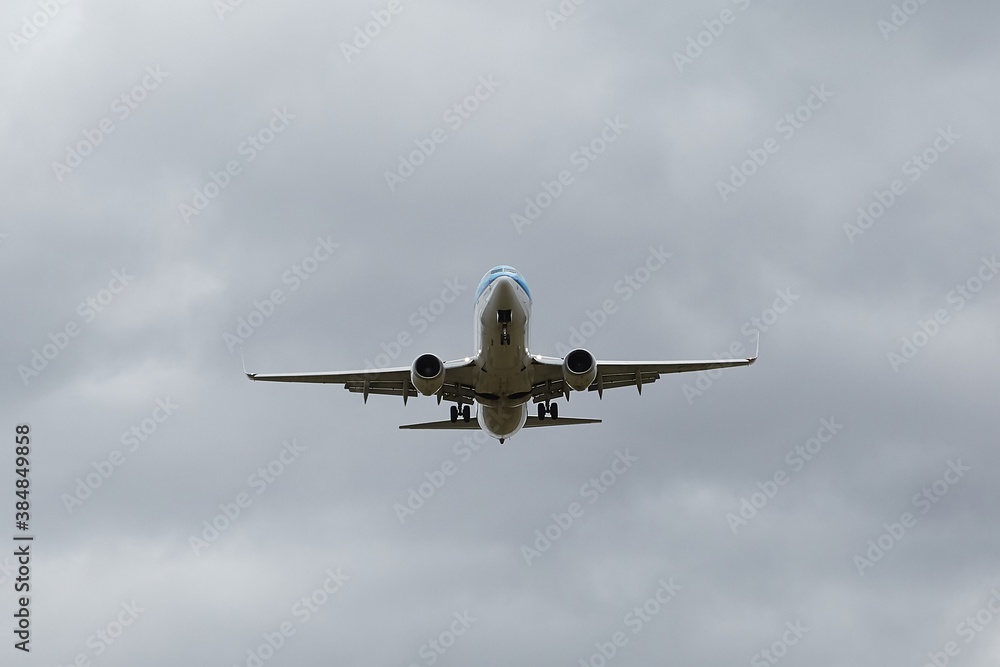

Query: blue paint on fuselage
left=475, top=266, right=531, bottom=303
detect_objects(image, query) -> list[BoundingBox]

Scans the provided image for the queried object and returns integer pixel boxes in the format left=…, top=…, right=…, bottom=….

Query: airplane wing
left=244, top=356, right=479, bottom=405
left=528, top=339, right=757, bottom=403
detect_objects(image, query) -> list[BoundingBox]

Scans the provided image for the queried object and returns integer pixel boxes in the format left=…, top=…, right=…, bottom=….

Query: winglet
left=242, top=348, right=256, bottom=380
left=748, top=331, right=760, bottom=365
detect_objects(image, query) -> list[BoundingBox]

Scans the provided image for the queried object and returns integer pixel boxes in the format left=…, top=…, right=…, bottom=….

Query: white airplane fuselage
left=472, top=272, right=534, bottom=440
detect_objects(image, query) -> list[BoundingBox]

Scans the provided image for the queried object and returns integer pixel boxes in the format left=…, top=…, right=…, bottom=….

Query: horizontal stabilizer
left=522, top=416, right=602, bottom=428
left=399, top=419, right=481, bottom=430
left=399, top=416, right=601, bottom=430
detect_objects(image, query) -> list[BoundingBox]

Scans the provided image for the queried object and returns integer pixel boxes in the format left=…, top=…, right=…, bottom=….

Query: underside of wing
left=528, top=339, right=757, bottom=400
left=245, top=357, right=479, bottom=405
left=590, top=356, right=755, bottom=395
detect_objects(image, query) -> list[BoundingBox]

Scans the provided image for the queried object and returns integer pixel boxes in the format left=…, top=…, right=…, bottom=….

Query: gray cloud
left=2, top=0, right=999, bottom=665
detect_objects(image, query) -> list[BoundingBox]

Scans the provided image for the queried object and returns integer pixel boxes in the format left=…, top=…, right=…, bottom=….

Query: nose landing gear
left=498, top=309, right=511, bottom=345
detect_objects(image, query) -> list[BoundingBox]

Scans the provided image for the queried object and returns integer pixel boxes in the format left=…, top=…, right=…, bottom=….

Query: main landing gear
left=450, top=405, right=471, bottom=423
left=537, top=401, right=558, bottom=420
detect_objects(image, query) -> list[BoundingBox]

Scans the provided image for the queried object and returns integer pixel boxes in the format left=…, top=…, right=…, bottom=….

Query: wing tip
left=241, top=348, right=257, bottom=381
left=747, top=331, right=760, bottom=364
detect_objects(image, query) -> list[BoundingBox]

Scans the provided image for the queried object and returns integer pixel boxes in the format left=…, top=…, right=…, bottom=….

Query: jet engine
left=563, top=348, right=597, bottom=392
left=411, top=353, right=445, bottom=396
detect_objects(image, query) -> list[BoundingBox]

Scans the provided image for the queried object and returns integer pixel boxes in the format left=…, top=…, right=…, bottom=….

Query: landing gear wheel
left=537, top=403, right=545, bottom=420
left=450, top=405, right=458, bottom=423
left=550, top=402, right=558, bottom=419
left=462, top=405, right=471, bottom=422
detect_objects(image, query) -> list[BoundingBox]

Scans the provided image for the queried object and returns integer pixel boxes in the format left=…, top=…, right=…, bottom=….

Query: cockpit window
left=476, top=266, right=531, bottom=303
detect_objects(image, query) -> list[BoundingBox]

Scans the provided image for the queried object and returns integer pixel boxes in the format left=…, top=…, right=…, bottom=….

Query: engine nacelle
left=411, top=353, right=445, bottom=396
left=563, top=348, right=597, bottom=392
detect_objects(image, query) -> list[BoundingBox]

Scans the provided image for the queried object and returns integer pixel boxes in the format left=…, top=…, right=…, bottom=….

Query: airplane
left=244, top=265, right=757, bottom=443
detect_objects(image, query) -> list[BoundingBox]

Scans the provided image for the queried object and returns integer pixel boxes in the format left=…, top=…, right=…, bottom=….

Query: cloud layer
left=2, top=0, right=999, bottom=665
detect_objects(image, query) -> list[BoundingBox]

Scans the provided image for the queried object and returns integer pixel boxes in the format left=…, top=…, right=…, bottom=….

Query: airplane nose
left=492, top=275, right=517, bottom=301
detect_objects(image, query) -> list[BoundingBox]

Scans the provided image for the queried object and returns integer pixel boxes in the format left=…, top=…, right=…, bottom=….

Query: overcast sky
left=3, top=0, right=1000, bottom=665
